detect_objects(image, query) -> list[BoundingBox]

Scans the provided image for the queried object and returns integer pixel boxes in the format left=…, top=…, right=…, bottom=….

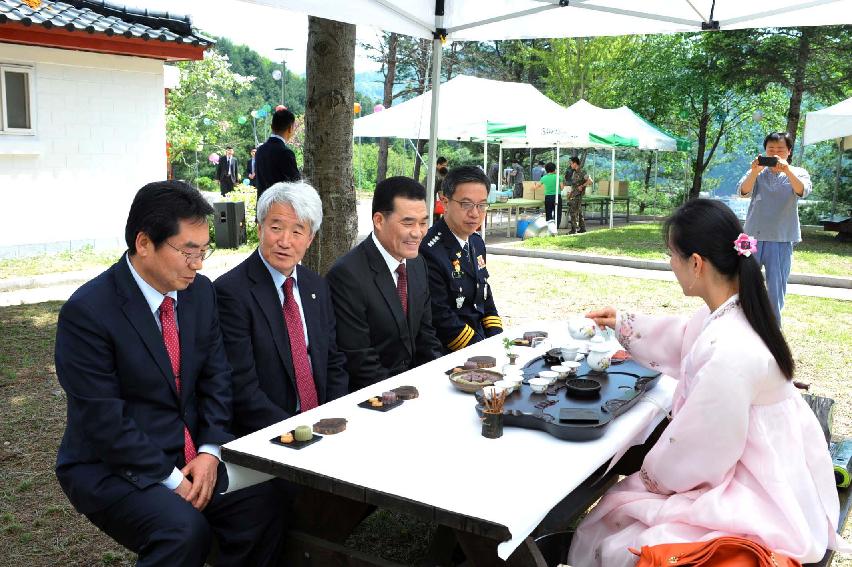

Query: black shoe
left=578, top=228, right=586, bottom=233
left=569, top=230, right=576, bottom=235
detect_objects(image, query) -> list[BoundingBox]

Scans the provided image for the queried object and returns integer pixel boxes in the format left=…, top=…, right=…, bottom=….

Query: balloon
left=242, top=178, right=251, bottom=186
left=257, top=109, right=268, bottom=118
left=752, top=110, right=764, bottom=122
left=250, top=110, right=258, bottom=118
left=238, top=116, right=247, bottom=124
left=275, top=104, right=287, bottom=112
left=373, top=104, right=385, bottom=113
left=208, top=153, right=220, bottom=165
left=202, top=117, right=212, bottom=126
left=262, top=104, right=272, bottom=112
left=353, top=102, right=361, bottom=114
left=272, top=69, right=282, bottom=81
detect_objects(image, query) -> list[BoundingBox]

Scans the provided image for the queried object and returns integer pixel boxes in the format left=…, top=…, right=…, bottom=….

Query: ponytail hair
left=663, top=199, right=794, bottom=379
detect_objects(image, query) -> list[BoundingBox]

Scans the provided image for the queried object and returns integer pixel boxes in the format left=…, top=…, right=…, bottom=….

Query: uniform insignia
left=451, top=259, right=462, bottom=278
left=456, top=295, right=465, bottom=309
left=311, top=293, right=316, bottom=299
left=455, top=250, right=462, bottom=258
left=476, top=255, right=485, bottom=269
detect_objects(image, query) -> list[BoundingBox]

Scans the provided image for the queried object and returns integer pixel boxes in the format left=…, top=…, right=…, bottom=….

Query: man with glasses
left=214, top=180, right=348, bottom=435
left=420, top=166, right=504, bottom=353
left=54, top=181, right=283, bottom=566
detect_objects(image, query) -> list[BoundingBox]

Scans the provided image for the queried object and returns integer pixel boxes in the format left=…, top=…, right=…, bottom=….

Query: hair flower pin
left=733, top=233, right=757, bottom=257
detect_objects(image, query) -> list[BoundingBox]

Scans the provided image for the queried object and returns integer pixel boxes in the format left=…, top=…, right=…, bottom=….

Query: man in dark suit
left=420, top=166, right=503, bottom=353
left=215, top=146, right=238, bottom=196
left=255, top=108, right=300, bottom=201
left=55, top=181, right=282, bottom=566
left=215, top=180, right=348, bottom=435
left=327, top=177, right=442, bottom=393
left=246, top=146, right=258, bottom=187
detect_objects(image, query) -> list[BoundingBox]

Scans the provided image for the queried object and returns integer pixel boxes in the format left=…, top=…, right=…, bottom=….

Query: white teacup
left=528, top=377, right=549, bottom=394
left=551, top=361, right=581, bottom=379
left=493, top=379, right=517, bottom=395
left=538, top=370, right=559, bottom=385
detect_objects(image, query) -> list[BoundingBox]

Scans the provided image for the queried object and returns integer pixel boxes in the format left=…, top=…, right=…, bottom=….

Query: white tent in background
left=803, top=97, right=852, bottom=217
left=353, top=75, right=570, bottom=141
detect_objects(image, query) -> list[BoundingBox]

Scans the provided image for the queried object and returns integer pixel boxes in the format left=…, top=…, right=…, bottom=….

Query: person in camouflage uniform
left=567, top=156, right=591, bottom=234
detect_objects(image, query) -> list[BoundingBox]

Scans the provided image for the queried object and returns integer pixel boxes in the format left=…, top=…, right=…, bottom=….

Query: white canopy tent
left=803, top=97, right=852, bottom=217
left=241, top=0, right=852, bottom=223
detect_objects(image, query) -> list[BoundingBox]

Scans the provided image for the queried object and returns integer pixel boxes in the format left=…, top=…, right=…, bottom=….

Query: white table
left=222, top=323, right=675, bottom=564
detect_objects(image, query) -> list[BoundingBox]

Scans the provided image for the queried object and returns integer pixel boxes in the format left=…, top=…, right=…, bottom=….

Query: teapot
left=586, top=340, right=612, bottom=372
left=568, top=317, right=597, bottom=340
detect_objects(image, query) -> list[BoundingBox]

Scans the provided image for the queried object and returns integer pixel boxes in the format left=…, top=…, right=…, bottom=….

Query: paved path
left=1, top=198, right=848, bottom=305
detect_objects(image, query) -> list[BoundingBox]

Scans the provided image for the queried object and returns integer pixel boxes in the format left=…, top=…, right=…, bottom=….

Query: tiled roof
left=0, top=0, right=214, bottom=46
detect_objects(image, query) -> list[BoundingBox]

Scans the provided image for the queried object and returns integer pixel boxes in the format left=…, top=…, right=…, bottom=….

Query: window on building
left=1, top=65, right=34, bottom=134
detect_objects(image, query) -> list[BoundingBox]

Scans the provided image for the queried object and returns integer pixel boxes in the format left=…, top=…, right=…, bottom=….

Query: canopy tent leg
left=609, top=147, right=616, bottom=229
left=555, top=145, right=561, bottom=231
left=425, top=29, right=444, bottom=226
left=832, top=137, right=843, bottom=218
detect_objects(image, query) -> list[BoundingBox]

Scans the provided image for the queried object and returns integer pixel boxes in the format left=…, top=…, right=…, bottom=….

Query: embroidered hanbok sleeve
left=639, top=339, right=756, bottom=494
left=615, top=311, right=690, bottom=379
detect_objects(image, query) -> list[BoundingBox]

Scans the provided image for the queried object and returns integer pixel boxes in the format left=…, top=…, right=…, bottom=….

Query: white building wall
left=0, top=43, right=166, bottom=257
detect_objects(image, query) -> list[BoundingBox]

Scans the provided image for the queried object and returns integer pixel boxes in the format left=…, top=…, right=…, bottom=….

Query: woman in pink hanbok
left=567, top=199, right=845, bottom=567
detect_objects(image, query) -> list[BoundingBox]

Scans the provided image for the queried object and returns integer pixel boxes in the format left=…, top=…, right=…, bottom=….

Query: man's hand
left=174, top=476, right=194, bottom=502
left=180, top=453, right=219, bottom=511
left=774, top=156, right=791, bottom=174
left=749, top=155, right=765, bottom=173
left=248, top=172, right=255, bottom=179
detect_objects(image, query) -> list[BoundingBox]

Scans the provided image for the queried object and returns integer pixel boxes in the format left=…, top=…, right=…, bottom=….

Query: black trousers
left=87, top=468, right=285, bottom=567
left=544, top=195, right=563, bottom=223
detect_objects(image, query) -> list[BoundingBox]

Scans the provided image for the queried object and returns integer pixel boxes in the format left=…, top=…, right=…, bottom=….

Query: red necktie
left=395, top=263, right=408, bottom=316
left=159, top=297, right=197, bottom=465
left=282, top=278, right=318, bottom=412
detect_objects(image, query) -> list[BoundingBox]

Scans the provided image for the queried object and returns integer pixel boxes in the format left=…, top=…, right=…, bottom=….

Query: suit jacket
left=246, top=156, right=257, bottom=187
left=326, top=237, right=442, bottom=393
left=55, top=255, right=233, bottom=515
left=216, top=155, right=238, bottom=194
left=255, top=136, right=300, bottom=199
left=214, top=251, right=348, bottom=436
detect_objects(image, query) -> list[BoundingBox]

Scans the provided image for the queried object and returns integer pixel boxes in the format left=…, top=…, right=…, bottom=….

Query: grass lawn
left=522, top=224, right=852, bottom=278
left=1, top=256, right=849, bottom=565
left=0, top=245, right=256, bottom=280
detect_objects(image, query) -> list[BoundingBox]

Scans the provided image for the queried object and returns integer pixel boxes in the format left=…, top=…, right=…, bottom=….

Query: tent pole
left=833, top=137, right=842, bottom=218
left=498, top=144, right=504, bottom=229
left=555, top=145, right=561, bottom=231
left=609, top=147, right=616, bottom=229
left=425, top=31, right=444, bottom=227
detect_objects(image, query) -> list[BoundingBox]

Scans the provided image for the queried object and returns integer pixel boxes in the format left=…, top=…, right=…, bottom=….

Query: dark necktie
left=396, top=263, right=408, bottom=316
left=463, top=242, right=474, bottom=271
left=159, top=297, right=197, bottom=465
left=282, top=278, right=318, bottom=411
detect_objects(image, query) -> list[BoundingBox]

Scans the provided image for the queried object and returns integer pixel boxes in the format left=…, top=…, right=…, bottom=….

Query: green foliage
left=165, top=51, right=253, bottom=176
left=195, top=176, right=216, bottom=192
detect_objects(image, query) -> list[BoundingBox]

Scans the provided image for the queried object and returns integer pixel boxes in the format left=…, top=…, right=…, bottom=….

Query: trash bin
left=516, top=214, right=534, bottom=238
left=214, top=202, right=246, bottom=249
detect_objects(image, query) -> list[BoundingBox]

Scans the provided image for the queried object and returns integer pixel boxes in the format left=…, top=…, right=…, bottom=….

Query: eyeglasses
left=164, top=241, right=215, bottom=263
left=449, top=198, right=489, bottom=212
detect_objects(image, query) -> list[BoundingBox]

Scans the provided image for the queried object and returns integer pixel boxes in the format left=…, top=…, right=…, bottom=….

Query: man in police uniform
left=420, top=166, right=503, bottom=353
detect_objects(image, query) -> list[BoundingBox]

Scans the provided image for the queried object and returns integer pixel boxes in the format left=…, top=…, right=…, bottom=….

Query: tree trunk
left=785, top=28, right=813, bottom=149
left=640, top=151, right=653, bottom=214
left=303, top=16, right=357, bottom=275
left=376, top=33, right=398, bottom=183
left=689, top=95, right=711, bottom=200
left=414, top=139, right=426, bottom=182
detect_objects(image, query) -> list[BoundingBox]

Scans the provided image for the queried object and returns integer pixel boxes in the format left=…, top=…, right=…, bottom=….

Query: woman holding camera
left=737, top=131, right=811, bottom=325
left=566, top=199, right=843, bottom=567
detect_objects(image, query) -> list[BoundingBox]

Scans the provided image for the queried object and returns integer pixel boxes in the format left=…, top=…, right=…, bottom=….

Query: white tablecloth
left=223, top=322, right=675, bottom=559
